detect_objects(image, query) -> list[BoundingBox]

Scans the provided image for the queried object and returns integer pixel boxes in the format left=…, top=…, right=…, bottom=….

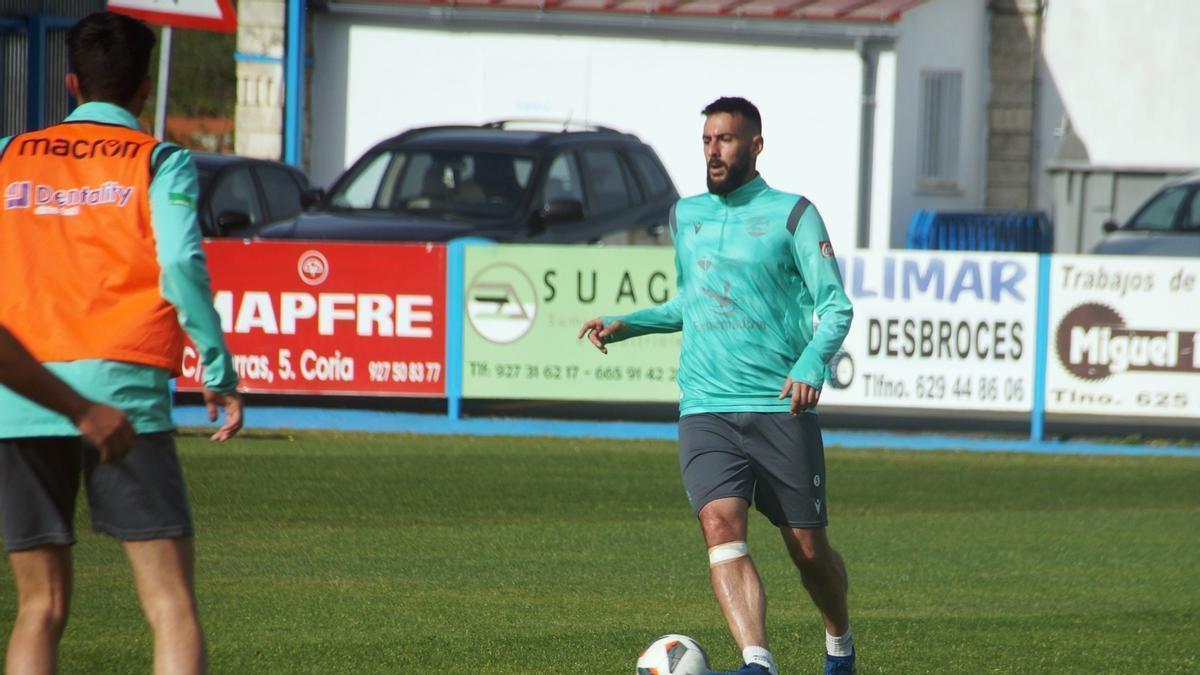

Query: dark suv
left=255, top=122, right=678, bottom=244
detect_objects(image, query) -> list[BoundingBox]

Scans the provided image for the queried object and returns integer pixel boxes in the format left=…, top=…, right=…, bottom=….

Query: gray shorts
left=0, top=432, right=194, bottom=552
left=679, top=412, right=828, bottom=528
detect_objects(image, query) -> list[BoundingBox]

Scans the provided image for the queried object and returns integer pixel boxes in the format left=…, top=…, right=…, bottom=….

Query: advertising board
left=1046, top=255, right=1200, bottom=418
left=819, top=250, right=1039, bottom=412
left=176, top=240, right=446, bottom=396
left=462, top=245, right=681, bottom=401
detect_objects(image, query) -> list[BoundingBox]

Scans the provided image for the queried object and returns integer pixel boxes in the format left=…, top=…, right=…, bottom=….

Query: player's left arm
left=149, top=145, right=243, bottom=441
left=0, top=325, right=135, bottom=461
left=782, top=201, right=853, bottom=411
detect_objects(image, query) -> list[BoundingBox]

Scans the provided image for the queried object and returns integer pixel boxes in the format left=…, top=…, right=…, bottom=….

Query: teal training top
left=605, top=175, right=853, bottom=417
left=0, top=102, right=237, bottom=437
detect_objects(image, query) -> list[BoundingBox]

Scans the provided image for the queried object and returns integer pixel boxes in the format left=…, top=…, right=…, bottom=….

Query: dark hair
left=67, top=12, right=156, bottom=105
left=701, top=97, right=762, bottom=134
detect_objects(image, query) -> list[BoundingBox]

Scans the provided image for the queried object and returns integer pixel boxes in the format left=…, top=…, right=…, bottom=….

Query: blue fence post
left=1030, top=253, right=1052, bottom=441
left=445, top=240, right=466, bottom=420
left=283, top=0, right=304, bottom=166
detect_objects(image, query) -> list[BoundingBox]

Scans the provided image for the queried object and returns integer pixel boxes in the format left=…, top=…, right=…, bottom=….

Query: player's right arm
left=579, top=231, right=686, bottom=353
left=0, top=326, right=134, bottom=461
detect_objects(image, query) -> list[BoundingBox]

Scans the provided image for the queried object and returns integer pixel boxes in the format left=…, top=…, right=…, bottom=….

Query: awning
left=329, top=0, right=924, bottom=22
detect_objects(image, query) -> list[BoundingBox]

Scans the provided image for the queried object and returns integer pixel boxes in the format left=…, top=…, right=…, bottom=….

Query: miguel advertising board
left=819, top=250, right=1038, bottom=412
left=176, top=240, right=446, bottom=396
left=462, top=245, right=681, bottom=401
left=1046, top=255, right=1200, bottom=418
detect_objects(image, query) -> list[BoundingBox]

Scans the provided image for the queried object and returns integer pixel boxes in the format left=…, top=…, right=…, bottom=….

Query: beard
left=706, top=150, right=754, bottom=196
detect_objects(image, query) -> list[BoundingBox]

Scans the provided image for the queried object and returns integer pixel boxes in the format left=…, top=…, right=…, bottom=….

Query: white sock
left=741, top=645, right=777, bottom=673
left=825, top=628, right=854, bottom=657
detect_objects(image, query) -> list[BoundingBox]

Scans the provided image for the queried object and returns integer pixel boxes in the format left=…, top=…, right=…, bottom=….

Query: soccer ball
left=636, top=634, right=711, bottom=675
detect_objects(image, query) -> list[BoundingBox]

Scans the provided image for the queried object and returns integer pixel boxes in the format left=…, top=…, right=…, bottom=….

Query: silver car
left=1092, top=172, right=1200, bottom=255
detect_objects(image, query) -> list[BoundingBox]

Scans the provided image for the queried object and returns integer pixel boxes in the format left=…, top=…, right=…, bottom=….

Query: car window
left=542, top=153, right=585, bottom=205
left=207, top=166, right=263, bottom=228
left=1128, top=185, right=1190, bottom=231
left=1183, top=189, right=1200, bottom=230
left=256, top=166, right=304, bottom=221
left=628, top=150, right=672, bottom=198
left=330, top=149, right=531, bottom=220
left=331, top=152, right=395, bottom=209
left=581, top=149, right=633, bottom=215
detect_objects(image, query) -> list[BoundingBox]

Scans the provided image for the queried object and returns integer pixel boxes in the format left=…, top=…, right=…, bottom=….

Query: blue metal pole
left=283, top=0, right=304, bottom=166
left=445, top=241, right=466, bottom=420
left=1030, top=253, right=1052, bottom=440
left=27, top=14, right=45, bottom=130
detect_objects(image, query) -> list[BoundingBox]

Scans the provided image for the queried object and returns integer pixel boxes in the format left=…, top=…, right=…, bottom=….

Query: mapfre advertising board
left=1046, top=255, right=1200, bottom=418
left=176, top=240, right=446, bottom=396
left=819, top=250, right=1038, bottom=412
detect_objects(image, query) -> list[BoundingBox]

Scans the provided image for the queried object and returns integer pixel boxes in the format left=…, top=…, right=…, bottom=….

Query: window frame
left=916, top=69, right=964, bottom=194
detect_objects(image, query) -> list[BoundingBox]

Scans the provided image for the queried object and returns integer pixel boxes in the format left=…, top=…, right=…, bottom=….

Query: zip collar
left=708, top=173, right=768, bottom=208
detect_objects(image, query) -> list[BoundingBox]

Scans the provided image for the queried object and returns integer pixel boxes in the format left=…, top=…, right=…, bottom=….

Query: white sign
left=109, top=0, right=236, bottom=32
left=819, top=250, right=1038, bottom=412
left=1046, top=255, right=1200, bottom=418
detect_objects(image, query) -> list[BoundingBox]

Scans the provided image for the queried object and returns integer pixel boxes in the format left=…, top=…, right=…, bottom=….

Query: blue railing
left=906, top=210, right=1053, bottom=252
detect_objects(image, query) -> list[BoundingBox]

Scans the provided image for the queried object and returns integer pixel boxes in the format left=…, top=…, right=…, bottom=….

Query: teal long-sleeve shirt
left=605, top=175, right=853, bottom=417
left=0, top=102, right=237, bottom=436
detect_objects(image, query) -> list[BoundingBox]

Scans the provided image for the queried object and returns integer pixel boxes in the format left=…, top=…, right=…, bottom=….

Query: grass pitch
left=1, top=430, right=1197, bottom=674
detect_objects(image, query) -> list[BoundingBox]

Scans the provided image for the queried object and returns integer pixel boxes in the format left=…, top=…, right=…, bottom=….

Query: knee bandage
left=708, top=541, right=749, bottom=567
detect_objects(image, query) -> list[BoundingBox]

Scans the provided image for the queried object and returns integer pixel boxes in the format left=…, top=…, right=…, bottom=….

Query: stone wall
left=986, top=0, right=1043, bottom=209
left=235, top=0, right=285, bottom=159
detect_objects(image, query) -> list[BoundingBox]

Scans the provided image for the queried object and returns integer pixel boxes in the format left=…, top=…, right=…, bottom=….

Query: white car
left=1092, top=171, right=1200, bottom=255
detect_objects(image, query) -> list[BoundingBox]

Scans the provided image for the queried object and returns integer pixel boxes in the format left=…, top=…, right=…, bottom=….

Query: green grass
left=1, top=431, right=1197, bottom=673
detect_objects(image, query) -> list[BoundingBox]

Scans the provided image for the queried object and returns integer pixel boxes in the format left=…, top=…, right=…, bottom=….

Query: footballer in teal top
left=581, top=97, right=858, bottom=675
left=600, top=174, right=853, bottom=416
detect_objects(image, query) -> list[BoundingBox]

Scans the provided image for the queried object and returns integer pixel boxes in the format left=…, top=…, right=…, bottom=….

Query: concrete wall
left=308, top=15, right=898, bottom=251
left=1041, top=0, right=1200, bottom=170
left=888, top=0, right=990, bottom=248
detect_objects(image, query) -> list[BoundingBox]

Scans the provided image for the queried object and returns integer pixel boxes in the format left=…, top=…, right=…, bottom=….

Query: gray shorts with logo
left=679, top=412, right=828, bottom=528
left=0, top=432, right=194, bottom=552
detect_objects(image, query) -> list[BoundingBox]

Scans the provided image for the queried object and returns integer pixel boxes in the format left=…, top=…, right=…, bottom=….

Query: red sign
left=177, top=240, right=447, bottom=396
left=108, top=0, right=238, bottom=33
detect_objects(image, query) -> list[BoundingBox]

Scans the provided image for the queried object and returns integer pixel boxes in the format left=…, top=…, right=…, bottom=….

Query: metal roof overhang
left=320, top=0, right=924, bottom=48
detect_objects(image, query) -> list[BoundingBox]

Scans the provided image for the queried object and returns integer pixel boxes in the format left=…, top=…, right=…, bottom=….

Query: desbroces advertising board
left=462, top=245, right=681, bottom=401
left=176, top=240, right=446, bottom=396
left=1046, top=255, right=1200, bottom=418
left=819, top=250, right=1038, bottom=413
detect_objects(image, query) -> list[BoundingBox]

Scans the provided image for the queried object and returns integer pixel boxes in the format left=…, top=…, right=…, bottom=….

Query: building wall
left=1035, top=0, right=1200, bottom=251
left=309, top=15, right=898, bottom=250
left=1041, top=0, right=1200, bottom=170
left=889, top=0, right=990, bottom=248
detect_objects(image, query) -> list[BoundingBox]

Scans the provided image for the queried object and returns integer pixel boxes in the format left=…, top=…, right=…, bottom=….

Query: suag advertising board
left=1046, top=255, right=1200, bottom=418
left=176, top=240, right=446, bottom=396
left=819, top=250, right=1038, bottom=413
left=462, top=245, right=681, bottom=401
